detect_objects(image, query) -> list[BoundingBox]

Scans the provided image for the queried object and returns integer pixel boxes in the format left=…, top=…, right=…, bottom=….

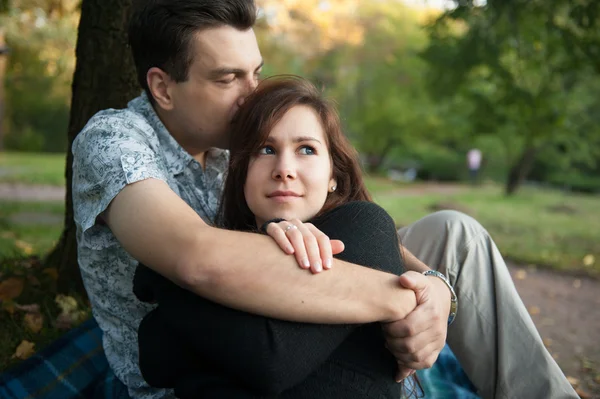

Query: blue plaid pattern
left=0, top=317, right=479, bottom=399
left=0, top=318, right=128, bottom=399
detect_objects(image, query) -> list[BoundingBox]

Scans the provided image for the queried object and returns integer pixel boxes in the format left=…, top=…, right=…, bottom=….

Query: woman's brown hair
left=216, top=75, right=372, bottom=230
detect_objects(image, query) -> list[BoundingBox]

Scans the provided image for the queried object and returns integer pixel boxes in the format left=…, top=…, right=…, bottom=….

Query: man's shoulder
left=74, top=95, right=159, bottom=150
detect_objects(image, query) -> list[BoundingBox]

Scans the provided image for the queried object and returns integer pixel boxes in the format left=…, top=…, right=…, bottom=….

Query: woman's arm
left=136, top=201, right=417, bottom=394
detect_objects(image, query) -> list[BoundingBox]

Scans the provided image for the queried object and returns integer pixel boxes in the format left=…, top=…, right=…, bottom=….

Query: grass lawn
left=0, top=152, right=66, bottom=186
left=367, top=177, right=600, bottom=277
left=0, top=152, right=599, bottom=372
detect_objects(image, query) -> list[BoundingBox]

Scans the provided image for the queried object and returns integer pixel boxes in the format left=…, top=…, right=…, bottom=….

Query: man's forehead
left=192, top=27, right=262, bottom=71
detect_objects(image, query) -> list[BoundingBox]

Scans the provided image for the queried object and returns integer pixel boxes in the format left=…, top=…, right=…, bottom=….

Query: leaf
left=566, top=376, right=579, bottom=386
left=12, top=340, right=35, bottom=360
left=543, top=338, right=553, bottom=347
left=515, top=269, right=527, bottom=280
left=27, top=275, right=41, bottom=287
left=23, top=312, right=44, bottom=333
left=528, top=306, right=540, bottom=315
left=55, top=295, right=78, bottom=314
left=0, top=277, right=25, bottom=301
left=2, top=300, right=16, bottom=315
left=575, top=388, right=591, bottom=399
left=14, top=240, right=34, bottom=255
left=42, top=268, right=58, bottom=281
left=15, top=303, right=40, bottom=313
left=582, top=254, right=595, bottom=267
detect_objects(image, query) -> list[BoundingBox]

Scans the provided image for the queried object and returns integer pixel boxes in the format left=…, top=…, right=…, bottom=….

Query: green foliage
left=423, top=0, right=600, bottom=194
left=2, top=3, right=78, bottom=152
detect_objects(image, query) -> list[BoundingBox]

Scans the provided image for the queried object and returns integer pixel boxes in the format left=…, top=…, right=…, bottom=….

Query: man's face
left=166, top=26, right=263, bottom=152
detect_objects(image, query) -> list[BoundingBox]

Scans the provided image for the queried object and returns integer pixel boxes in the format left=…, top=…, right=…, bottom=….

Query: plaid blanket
left=0, top=318, right=479, bottom=398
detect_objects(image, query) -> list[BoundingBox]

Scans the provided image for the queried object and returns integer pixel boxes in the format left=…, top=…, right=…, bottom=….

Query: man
left=72, top=1, right=577, bottom=398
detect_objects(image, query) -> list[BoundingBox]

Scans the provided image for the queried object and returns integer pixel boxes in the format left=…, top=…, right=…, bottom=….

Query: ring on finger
left=284, top=224, right=298, bottom=233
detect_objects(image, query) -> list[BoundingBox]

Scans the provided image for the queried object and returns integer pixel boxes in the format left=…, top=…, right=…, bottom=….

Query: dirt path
left=508, top=264, right=600, bottom=397
left=0, top=183, right=65, bottom=201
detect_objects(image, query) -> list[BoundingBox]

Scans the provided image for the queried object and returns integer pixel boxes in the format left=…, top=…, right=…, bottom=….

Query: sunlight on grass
left=367, top=179, right=600, bottom=277
left=0, top=152, right=66, bottom=186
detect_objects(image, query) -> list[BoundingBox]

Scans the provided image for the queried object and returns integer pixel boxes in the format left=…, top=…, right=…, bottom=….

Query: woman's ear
left=328, top=178, right=337, bottom=193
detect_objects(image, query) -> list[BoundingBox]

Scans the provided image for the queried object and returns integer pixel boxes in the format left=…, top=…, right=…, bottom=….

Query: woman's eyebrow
left=265, top=136, right=322, bottom=144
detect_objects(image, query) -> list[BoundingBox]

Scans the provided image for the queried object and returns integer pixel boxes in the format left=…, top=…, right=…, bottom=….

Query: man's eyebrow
left=208, top=60, right=264, bottom=79
left=265, top=135, right=322, bottom=145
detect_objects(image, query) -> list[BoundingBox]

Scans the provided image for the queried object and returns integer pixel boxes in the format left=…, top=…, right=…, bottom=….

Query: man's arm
left=105, top=178, right=411, bottom=324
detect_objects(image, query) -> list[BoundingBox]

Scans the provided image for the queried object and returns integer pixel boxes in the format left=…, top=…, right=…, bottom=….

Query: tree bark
left=505, top=145, right=538, bottom=196
left=45, top=0, right=139, bottom=296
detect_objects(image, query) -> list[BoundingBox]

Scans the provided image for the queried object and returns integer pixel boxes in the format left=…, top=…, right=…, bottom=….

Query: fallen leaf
left=575, top=388, right=591, bottom=398
left=543, top=338, right=553, bottom=347
left=55, top=295, right=78, bottom=314
left=2, top=300, right=16, bottom=315
left=55, top=312, right=73, bottom=330
left=15, top=304, right=40, bottom=313
left=23, top=312, right=44, bottom=333
left=12, top=340, right=35, bottom=360
left=573, top=279, right=582, bottom=289
left=566, top=376, right=579, bottom=386
left=43, top=268, right=58, bottom=281
left=27, top=275, right=40, bottom=287
left=14, top=240, right=34, bottom=255
left=528, top=306, right=540, bottom=316
left=583, top=254, right=595, bottom=267
left=0, top=231, right=16, bottom=239
left=594, top=374, right=600, bottom=384
left=0, top=277, right=25, bottom=301
left=515, top=269, right=527, bottom=280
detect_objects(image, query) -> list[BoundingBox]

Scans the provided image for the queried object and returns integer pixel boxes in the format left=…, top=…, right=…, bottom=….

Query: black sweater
left=134, top=201, right=406, bottom=398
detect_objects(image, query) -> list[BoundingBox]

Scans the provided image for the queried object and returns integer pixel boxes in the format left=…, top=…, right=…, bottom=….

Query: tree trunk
left=45, top=0, right=139, bottom=296
left=505, top=145, right=538, bottom=196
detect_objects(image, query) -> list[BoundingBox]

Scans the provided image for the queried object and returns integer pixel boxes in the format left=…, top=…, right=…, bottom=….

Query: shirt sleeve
left=72, top=113, right=169, bottom=249
left=137, top=201, right=404, bottom=395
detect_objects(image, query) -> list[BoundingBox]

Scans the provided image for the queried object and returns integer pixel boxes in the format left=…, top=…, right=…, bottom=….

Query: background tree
left=46, top=0, right=138, bottom=295
left=423, top=0, right=600, bottom=195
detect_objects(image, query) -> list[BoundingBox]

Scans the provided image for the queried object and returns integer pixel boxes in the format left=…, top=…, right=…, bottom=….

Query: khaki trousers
left=398, top=210, right=578, bottom=399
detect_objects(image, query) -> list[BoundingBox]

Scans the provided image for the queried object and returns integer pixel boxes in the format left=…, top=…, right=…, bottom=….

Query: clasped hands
left=264, top=219, right=451, bottom=381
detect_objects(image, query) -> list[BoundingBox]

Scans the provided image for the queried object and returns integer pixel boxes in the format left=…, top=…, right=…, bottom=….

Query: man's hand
left=382, top=271, right=452, bottom=382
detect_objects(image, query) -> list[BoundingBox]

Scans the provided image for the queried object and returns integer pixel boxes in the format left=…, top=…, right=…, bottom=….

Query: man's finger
left=395, top=365, right=415, bottom=383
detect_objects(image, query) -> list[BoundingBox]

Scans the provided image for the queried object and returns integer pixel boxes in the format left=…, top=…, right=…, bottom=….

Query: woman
left=133, top=76, right=421, bottom=398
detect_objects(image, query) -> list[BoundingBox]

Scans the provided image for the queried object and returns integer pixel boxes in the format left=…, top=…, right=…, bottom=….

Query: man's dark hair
left=128, top=0, right=257, bottom=100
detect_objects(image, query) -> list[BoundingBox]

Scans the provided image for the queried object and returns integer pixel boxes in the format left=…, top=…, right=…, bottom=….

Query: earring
left=331, top=185, right=337, bottom=192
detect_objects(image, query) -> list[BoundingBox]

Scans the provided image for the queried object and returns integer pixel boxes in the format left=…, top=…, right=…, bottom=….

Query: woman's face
left=244, top=105, right=336, bottom=227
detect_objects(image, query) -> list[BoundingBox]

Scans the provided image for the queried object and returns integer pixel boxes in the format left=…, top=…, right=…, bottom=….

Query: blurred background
left=0, top=0, right=598, bottom=396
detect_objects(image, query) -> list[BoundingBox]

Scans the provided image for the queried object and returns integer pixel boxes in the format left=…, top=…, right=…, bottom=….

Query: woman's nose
left=272, top=157, right=296, bottom=180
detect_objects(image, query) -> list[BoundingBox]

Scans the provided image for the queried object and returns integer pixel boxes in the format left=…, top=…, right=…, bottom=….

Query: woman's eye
left=258, top=146, right=275, bottom=155
left=299, top=146, right=316, bottom=155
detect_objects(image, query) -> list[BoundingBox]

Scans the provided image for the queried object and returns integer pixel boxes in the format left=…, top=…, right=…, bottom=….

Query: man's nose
left=237, top=77, right=259, bottom=107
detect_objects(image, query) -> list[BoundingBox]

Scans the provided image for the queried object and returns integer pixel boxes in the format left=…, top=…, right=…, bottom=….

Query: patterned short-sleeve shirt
left=72, top=93, right=229, bottom=399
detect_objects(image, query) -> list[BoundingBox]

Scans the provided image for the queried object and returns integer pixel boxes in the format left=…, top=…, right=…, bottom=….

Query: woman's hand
left=265, top=219, right=344, bottom=274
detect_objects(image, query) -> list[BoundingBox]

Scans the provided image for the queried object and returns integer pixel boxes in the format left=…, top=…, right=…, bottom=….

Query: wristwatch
left=422, top=270, right=458, bottom=326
